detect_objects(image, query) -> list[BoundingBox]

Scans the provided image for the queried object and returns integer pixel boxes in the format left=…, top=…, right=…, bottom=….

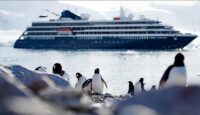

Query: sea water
left=1, top=45, right=200, bottom=95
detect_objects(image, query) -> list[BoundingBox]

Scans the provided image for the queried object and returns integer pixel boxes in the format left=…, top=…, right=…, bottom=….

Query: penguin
left=159, top=53, right=187, bottom=89
left=135, top=78, right=145, bottom=95
left=82, top=78, right=92, bottom=94
left=150, top=85, right=157, bottom=91
left=75, top=72, right=86, bottom=92
left=128, top=81, right=135, bottom=96
left=53, top=63, right=70, bottom=81
left=92, top=68, right=108, bottom=94
left=35, top=66, right=47, bottom=72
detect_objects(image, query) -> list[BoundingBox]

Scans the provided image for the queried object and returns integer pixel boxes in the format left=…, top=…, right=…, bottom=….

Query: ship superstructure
left=14, top=8, right=197, bottom=49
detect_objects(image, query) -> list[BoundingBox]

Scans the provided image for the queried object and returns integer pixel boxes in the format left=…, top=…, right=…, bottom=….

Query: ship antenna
left=156, top=17, right=159, bottom=23
left=45, top=9, right=60, bottom=17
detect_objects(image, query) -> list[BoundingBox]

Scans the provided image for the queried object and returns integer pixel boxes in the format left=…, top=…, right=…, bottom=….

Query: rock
left=0, top=66, right=72, bottom=115
left=115, top=86, right=200, bottom=115
left=2, top=65, right=70, bottom=89
left=28, top=77, right=52, bottom=94
left=39, top=87, right=100, bottom=115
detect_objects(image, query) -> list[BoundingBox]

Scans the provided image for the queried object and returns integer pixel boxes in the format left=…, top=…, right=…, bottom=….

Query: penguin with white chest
left=159, top=53, right=187, bottom=89
left=75, top=72, right=86, bottom=92
left=92, top=68, right=108, bottom=94
left=53, top=63, right=70, bottom=81
left=135, top=78, right=145, bottom=95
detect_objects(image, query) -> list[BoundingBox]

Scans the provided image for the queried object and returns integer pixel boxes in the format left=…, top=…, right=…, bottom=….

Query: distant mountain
left=0, top=1, right=106, bottom=30
left=0, top=1, right=107, bottom=44
left=151, top=1, right=200, bottom=34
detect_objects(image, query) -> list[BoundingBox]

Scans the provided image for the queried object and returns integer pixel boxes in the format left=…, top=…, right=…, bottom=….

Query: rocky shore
left=1, top=64, right=200, bottom=115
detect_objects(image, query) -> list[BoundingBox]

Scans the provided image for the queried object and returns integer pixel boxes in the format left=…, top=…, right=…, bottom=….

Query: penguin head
left=174, top=53, right=184, bottom=66
left=76, top=72, right=82, bottom=79
left=94, top=68, right=100, bottom=74
left=151, top=85, right=156, bottom=91
left=128, top=81, right=133, bottom=85
left=128, top=81, right=134, bottom=87
left=139, top=78, right=144, bottom=83
left=152, top=85, right=156, bottom=89
left=53, top=63, right=62, bottom=75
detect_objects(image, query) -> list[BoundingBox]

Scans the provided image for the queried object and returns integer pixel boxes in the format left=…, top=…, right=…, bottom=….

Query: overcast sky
left=0, top=1, right=199, bottom=45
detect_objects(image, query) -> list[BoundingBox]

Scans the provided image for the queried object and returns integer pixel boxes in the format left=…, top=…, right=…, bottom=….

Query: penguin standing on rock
left=92, top=68, right=108, bottom=94
left=135, top=78, right=145, bottom=95
left=75, top=72, right=86, bottom=92
left=53, top=63, right=70, bottom=81
left=159, top=53, right=187, bottom=89
left=128, top=81, right=135, bottom=96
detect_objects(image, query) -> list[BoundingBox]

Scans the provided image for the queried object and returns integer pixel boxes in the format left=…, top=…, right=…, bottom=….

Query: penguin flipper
left=82, top=79, right=92, bottom=89
left=159, top=65, right=174, bottom=88
left=101, top=78, right=108, bottom=88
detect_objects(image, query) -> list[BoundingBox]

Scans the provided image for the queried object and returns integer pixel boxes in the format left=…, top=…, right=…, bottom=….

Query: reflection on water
left=1, top=46, right=200, bottom=95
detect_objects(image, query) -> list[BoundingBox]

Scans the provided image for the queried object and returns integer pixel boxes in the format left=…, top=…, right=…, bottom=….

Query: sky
left=0, top=0, right=199, bottom=45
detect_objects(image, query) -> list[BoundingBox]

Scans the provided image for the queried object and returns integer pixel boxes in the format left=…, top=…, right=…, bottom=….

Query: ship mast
left=120, top=7, right=125, bottom=20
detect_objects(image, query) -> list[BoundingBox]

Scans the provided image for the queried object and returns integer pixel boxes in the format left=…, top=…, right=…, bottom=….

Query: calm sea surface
left=1, top=45, right=200, bottom=95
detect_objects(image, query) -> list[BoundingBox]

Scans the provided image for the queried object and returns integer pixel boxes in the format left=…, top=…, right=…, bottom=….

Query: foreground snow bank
left=1, top=64, right=200, bottom=115
left=0, top=65, right=71, bottom=115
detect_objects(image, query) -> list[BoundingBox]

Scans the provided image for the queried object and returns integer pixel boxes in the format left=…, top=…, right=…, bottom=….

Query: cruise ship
left=14, top=8, right=197, bottom=50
